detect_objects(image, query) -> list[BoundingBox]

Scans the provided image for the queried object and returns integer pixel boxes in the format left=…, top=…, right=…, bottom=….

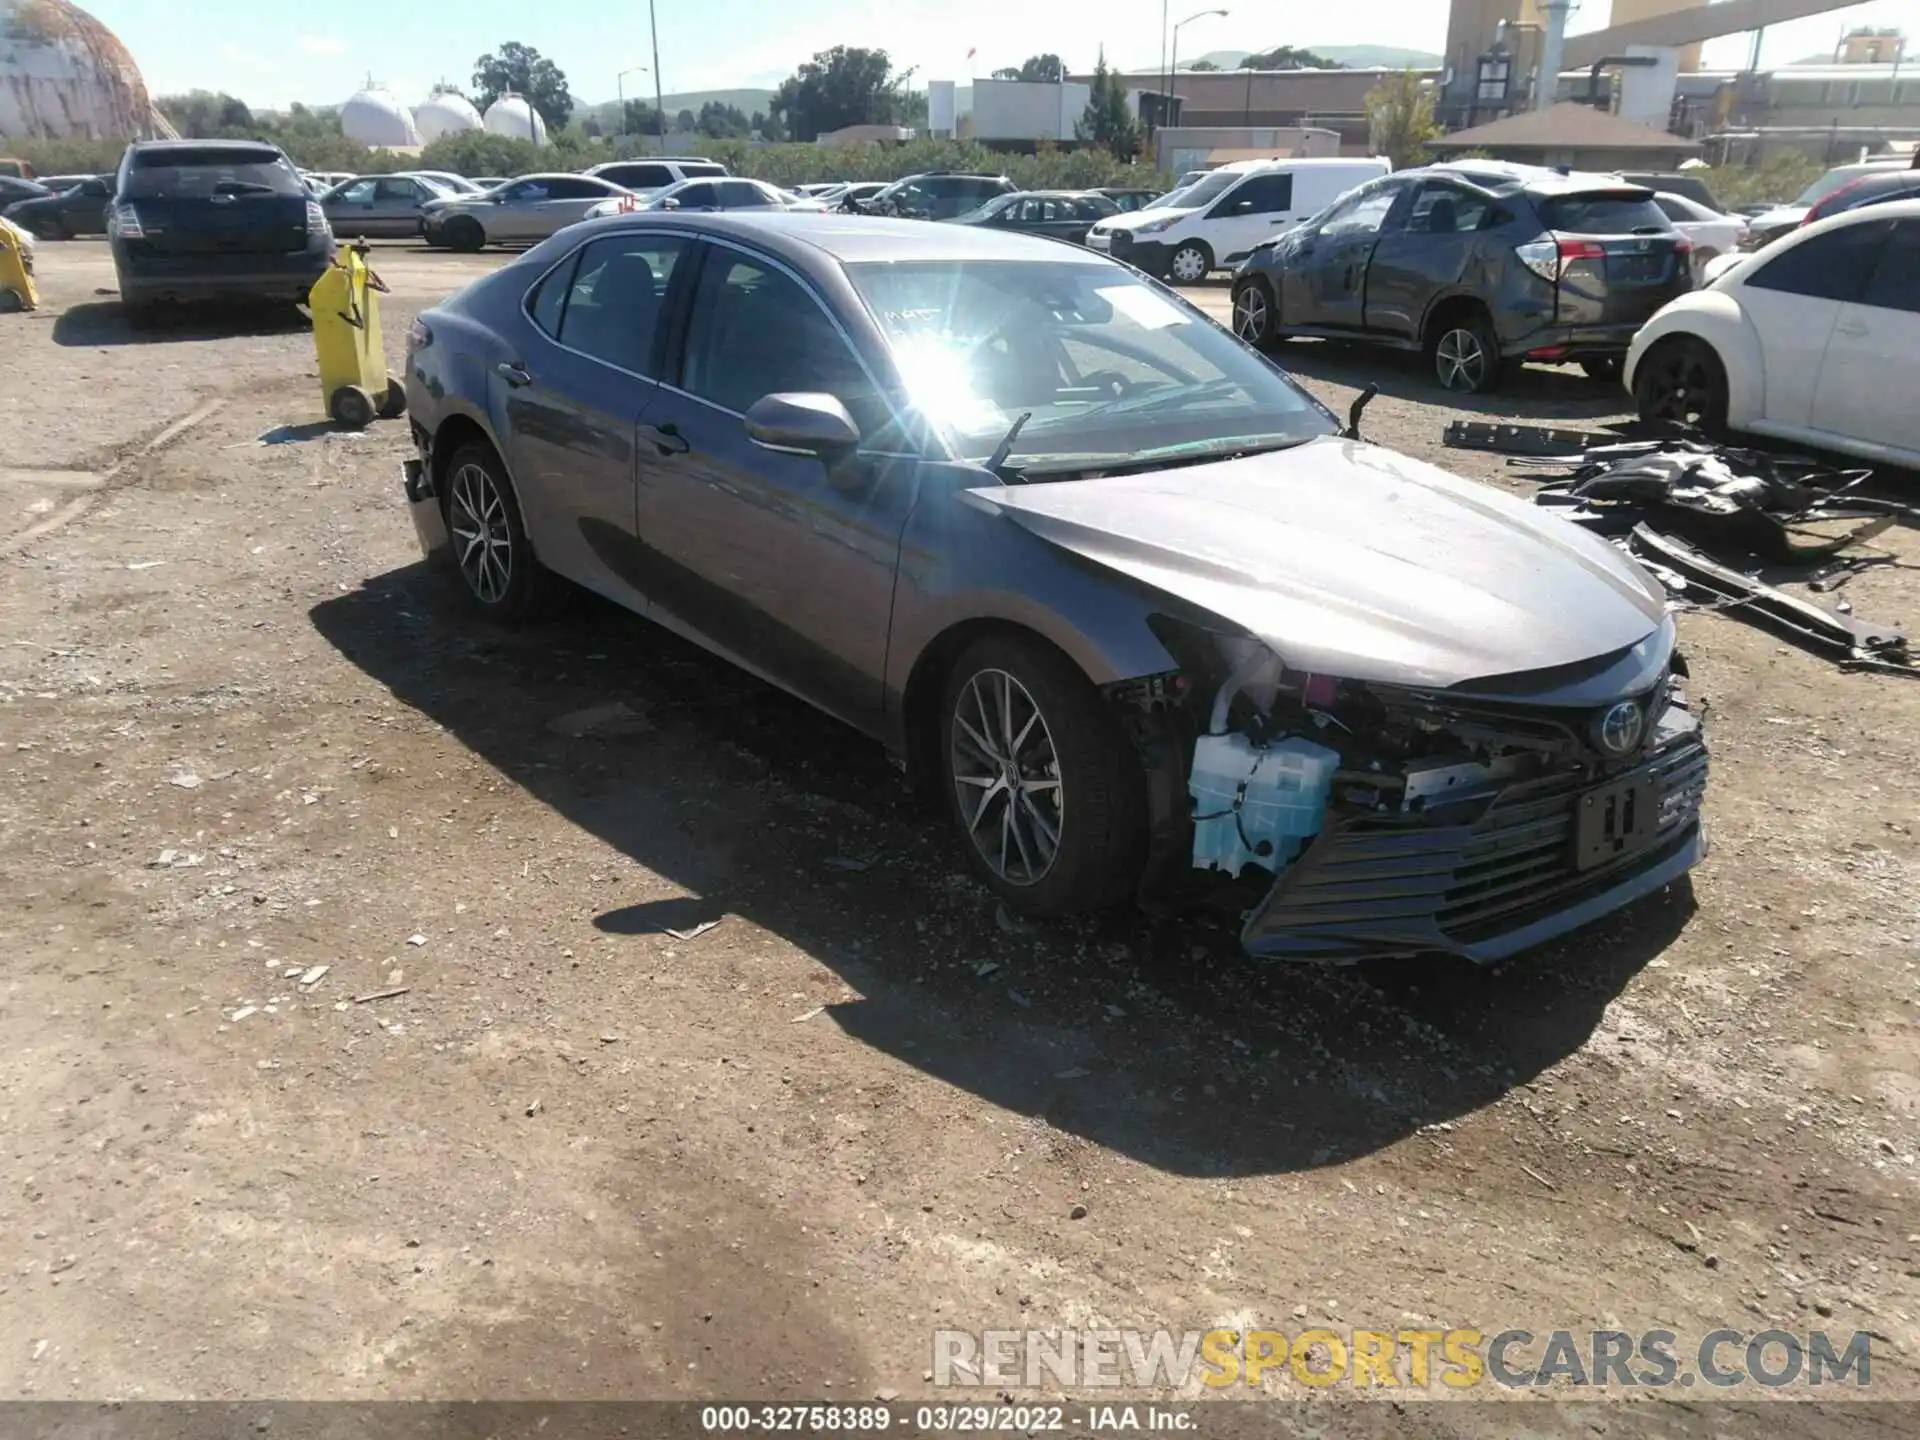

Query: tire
left=1430, top=311, right=1501, bottom=394
left=1632, top=335, right=1729, bottom=436
left=940, top=634, right=1146, bottom=918
left=440, top=440, right=564, bottom=623
left=376, top=374, right=408, bottom=420
left=329, top=385, right=376, bottom=431
left=0, top=287, right=23, bottom=314
left=446, top=217, right=485, bottom=253
left=1231, top=276, right=1277, bottom=349
left=29, top=217, right=63, bottom=241
left=1579, top=356, right=1624, bottom=384
left=1167, top=241, right=1213, bottom=285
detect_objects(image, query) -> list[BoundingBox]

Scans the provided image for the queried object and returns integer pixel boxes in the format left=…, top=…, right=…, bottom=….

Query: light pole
left=1169, top=8, right=1229, bottom=128
left=648, top=0, right=667, bottom=151
left=616, top=66, right=648, bottom=136
left=1159, top=0, right=1169, bottom=136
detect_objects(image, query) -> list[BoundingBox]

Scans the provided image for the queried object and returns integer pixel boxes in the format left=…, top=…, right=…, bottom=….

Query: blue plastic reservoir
left=1189, top=733, right=1341, bottom=878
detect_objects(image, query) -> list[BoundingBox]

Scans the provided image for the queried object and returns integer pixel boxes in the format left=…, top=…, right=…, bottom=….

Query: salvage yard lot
left=1, top=239, right=1916, bottom=1425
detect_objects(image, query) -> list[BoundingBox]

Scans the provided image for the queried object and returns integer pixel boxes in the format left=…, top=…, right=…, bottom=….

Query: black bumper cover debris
left=1628, top=524, right=1915, bottom=678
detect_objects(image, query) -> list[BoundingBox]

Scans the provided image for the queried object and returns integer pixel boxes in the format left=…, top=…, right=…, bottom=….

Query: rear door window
left=1402, top=182, right=1491, bottom=234
left=1537, top=192, right=1670, bottom=233
left=1747, top=219, right=1892, bottom=304
left=1861, top=220, right=1920, bottom=314
left=678, top=163, right=728, bottom=179
left=125, top=146, right=300, bottom=200
left=609, top=163, right=673, bottom=189
left=555, top=234, right=688, bottom=374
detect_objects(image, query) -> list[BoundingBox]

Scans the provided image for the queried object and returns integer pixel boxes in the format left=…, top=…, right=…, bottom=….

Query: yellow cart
left=0, top=217, right=37, bottom=314
left=308, top=242, right=406, bottom=429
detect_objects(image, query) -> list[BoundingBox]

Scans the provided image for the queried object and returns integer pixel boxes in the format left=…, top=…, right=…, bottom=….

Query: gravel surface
left=0, top=239, right=1915, bottom=1423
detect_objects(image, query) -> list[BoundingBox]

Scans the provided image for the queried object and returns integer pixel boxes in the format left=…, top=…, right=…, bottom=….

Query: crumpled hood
left=968, top=437, right=1668, bottom=688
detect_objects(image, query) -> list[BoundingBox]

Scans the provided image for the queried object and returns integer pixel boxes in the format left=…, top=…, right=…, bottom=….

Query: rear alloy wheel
left=442, top=442, right=562, bottom=622
left=1633, top=336, right=1728, bottom=435
left=1168, top=241, right=1212, bottom=285
left=1232, top=277, right=1276, bottom=348
left=941, top=635, right=1144, bottom=917
left=1432, top=314, right=1501, bottom=394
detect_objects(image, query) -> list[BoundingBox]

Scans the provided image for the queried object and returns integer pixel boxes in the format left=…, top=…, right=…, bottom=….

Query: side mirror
left=1234, top=199, right=1254, bottom=214
left=662, top=196, right=681, bottom=210
left=744, top=393, right=860, bottom=465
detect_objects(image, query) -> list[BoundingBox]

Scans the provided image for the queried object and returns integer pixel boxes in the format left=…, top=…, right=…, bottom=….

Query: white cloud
left=299, top=34, right=348, bottom=59
left=218, top=44, right=277, bottom=75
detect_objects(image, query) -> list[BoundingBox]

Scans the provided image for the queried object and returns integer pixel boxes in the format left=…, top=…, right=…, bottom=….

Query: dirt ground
left=1, top=239, right=1916, bottom=1432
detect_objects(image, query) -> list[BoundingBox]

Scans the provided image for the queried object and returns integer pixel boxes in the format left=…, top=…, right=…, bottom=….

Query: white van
left=1088, top=157, right=1392, bottom=283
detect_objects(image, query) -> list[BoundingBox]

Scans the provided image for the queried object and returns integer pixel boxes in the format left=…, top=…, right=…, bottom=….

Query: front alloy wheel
left=1634, top=337, right=1728, bottom=434
left=950, top=669, right=1062, bottom=888
left=449, top=460, right=513, bottom=606
left=1232, top=280, right=1274, bottom=347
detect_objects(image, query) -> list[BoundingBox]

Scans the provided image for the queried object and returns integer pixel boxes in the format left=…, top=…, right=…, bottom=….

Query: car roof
left=588, top=210, right=1115, bottom=265
left=129, top=139, right=283, bottom=155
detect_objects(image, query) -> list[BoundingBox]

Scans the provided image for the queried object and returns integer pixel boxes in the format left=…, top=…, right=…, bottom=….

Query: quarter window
left=1861, top=220, right=1920, bottom=314
left=680, top=253, right=882, bottom=432
left=553, top=235, right=687, bottom=374
left=1746, top=219, right=1892, bottom=304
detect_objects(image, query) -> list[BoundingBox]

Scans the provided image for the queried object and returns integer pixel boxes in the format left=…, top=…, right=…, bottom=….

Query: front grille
left=1242, top=721, right=1707, bottom=960
left=1438, top=732, right=1707, bottom=942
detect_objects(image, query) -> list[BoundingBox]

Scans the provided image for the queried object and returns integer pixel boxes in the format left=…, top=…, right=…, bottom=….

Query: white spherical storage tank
left=483, top=95, right=546, bottom=144
left=413, top=89, right=482, bottom=142
left=341, top=84, right=421, bottom=148
left=0, top=0, right=161, bottom=141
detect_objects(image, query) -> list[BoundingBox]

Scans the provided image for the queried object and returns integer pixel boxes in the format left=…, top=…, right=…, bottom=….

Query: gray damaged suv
left=1230, top=164, right=1694, bottom=392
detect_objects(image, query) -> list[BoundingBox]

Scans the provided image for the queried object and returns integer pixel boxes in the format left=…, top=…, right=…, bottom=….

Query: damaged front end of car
left=1112, top=615, right=1708, bottom=964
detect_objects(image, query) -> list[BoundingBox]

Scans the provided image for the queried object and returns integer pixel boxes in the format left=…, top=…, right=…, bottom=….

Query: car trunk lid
left=119, top=146, right=312, bottom=257
left=1519, top=188, right=1694, bottom=326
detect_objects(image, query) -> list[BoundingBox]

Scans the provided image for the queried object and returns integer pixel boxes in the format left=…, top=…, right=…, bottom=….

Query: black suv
left=108, top=140, right=333, bottom=321
left=1229, top=165, right=1692, bottom=392
left=860, top=172, right=1017, bottom=220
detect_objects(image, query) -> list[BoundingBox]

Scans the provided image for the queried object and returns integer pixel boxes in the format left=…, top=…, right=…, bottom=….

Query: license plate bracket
left=1574, top=772, right=1660, bottom=871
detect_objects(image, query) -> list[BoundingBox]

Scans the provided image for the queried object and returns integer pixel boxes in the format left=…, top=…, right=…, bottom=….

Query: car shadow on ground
left=312, top=566, right=1693, bottom=1179
left=50, top=300, right=311, bottom=348
left=1274, top=339, right=1636, bottom=423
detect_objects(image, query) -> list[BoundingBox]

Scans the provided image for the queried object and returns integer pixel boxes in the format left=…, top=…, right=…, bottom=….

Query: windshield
left=847, top=259, right=1336, bottom=467
left=1159, top=170, right=1237, bottom=210
left=956, top=194, right=1018, bottom=222
left=1795, top=168, right=1877, bottom=206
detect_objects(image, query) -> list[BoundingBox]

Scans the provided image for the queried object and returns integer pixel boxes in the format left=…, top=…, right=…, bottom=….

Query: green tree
left=992, top=54, right=1067, bottom=83
left=1186, top=59, right=1220, bottom=72
left=472, top=41, right=574, bottom=130
left=770, top=45, right=904, bottom=141
left=1076, top=49, right=1139, bottom=162
left=696, top=101, right=754, bottom=139
left=674, top=108, right=697, bottom=134
left=622, top=99, right=659, bottom=136
left=1240, top=46, right=1343, bottom=70
left=1365, top=69, right=1442, bottom=168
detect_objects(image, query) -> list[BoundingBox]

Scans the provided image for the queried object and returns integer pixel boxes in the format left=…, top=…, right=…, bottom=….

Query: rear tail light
left=110, top=202, right=144, bottom=239
left=1556, top=237, right=1608, bottom=265
left=306, top=201, right=330, bottom=236
left=1515, top=234, right=1605, bottom=282
left=406, top=317, right=433, bottom=353
left=1672, top=236, right=1693, bottom=256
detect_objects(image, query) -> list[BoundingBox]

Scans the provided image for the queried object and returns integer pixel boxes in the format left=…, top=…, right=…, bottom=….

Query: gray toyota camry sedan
left=399, top=212, right=1707, bottom=963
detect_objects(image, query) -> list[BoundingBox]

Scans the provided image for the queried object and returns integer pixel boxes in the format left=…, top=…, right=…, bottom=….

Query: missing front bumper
left=1239, top=714, right=1709, bottom=965
left=402, top=458, right=450, bottom=564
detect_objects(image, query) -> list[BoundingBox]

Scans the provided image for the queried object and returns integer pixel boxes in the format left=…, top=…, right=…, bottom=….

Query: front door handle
left=496, top=361, right=532, bottom=387
left=639, top=422, right=690, bottom=455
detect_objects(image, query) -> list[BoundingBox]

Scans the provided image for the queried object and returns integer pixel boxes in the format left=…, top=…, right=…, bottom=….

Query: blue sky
left=87, top=0, right=1920, bottom=110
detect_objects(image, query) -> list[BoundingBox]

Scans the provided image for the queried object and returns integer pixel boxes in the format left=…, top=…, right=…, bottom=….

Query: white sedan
left=1626, top=200, right=1920, bottom=469
left=581, top=177, right=826, bottom=221
left=1651, top=192, right=1747, bottom=278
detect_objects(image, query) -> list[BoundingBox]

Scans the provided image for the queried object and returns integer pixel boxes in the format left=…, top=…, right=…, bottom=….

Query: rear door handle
left=639, top=422, right=689, bottom=455
left=495, top=361, right=532, bottom=387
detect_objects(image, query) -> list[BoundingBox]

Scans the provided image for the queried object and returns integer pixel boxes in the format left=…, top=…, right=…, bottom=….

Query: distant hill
left=580, top=88, right=776, bottom=125
left=1185, top=44, right=1442, bottom=71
